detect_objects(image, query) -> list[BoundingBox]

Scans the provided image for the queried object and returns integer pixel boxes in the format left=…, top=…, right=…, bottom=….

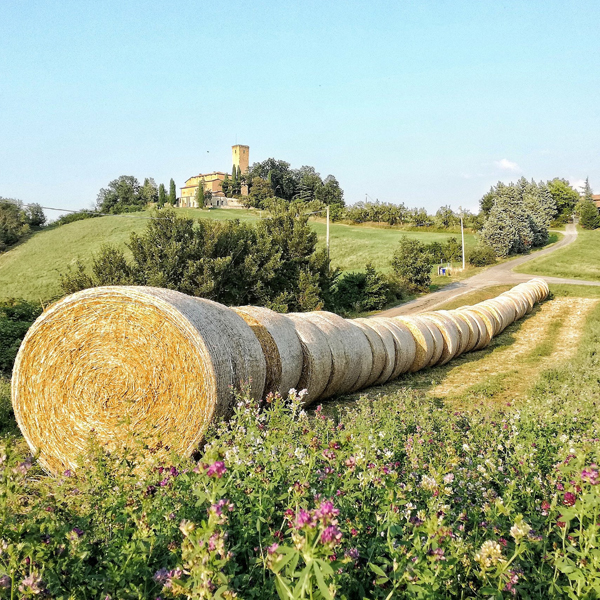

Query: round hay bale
left=357, top=318, right=397, bottom=385
left=479, top=300, right=508, bottom=332
left=285, top=314, right=332, bottom=405
left=437, top=309, right=471, bottom=355
left=291, top=313, right=348, bottom=398
left=234, top=306, right=303, bottom=397
left=531, top=278, right=549, bottom=300
left=314, top=312, right=373, bottom=393
left=495, top=295, right=521, bottom=323
left=500, top=292, right=527, bottom=320
left=415, top=316, right=444, bottom=367
left=394, top=316, right=435, bottom=372
left=511, top=285, right=536, bottom=312
left=446, top=309, right=480, bottom=353
left=421, top=312, right=461, bottom=365
left=373, top=318, right=417, bottom=378
left=485, top=298, right=515, bottom=331
left=12, top=286, right=267, bottom=475
left=458, top=307, right=492, bottom=350
left=352, top=319, right=388, bottom=387
left=470, top=304, right=500, bottom=337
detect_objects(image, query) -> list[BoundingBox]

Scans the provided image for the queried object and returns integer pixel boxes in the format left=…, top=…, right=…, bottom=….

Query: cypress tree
left=195, top=184, right=205, bottom=209
left=158, top=183, right=167, bottom=208
left=169, top=179, right=177, bottom=205
left=579, top=199, right=599, bottom=229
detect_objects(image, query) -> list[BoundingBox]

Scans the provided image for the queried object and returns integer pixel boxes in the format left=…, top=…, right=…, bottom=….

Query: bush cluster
left=0, top=199, right=45, bottom=253
left=468, top=245, right=497, bottom=267
left=0, top=299, right=42, bottom=377
left=54, top=210, right=101, bottom=227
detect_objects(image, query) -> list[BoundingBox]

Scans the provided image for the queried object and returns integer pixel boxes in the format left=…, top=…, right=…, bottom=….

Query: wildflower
left=179, top=519, right=195, bottom=537
left=443, top=473, right=454, bottom=484
left=510, top=516, right=531, bottom=543
left=314, top=500, right=340, bottom=526
left=13, top=458, right=33, bottom=475
left=63, top=469, right=73, bottom=477
left=295, top=509, right=314, bottom=529
left=205, top=461, right=227, bottom=478
left=0, top=575, right=10, bottom=590
left=208, top=499, right=234, bottom=524
left=267, top=543, right=279, bottom=555
left=345, top=547, right=360, bottom=560
left=541, top=500, right=550, bottom=515
left=19, top=572, right=45, bottom=595
left=321, top=525, right=343, bottom=546
left=474, top=540, right=504, bottom=569
left=563, top=492, right=576, bottom=507
left=581, top=467, right=599, bottom=485
left=420, top=475, right=437, bottom=492
left=557, top=516, right=566, bottom=528
left=430, top=548, right=446, bottom=561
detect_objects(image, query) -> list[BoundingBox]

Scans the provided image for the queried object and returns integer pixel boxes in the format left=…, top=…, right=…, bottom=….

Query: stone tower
left=232, top=145, right=249, bottom=195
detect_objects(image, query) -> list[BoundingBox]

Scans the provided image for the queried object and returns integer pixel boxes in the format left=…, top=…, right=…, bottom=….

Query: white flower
left=475, top=540, right=504, bottom=569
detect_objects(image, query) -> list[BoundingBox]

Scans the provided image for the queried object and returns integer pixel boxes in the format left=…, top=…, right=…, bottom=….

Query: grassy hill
left=516, top=228, right=600, bottom=281
left=0, top=208, right=477, bottom=302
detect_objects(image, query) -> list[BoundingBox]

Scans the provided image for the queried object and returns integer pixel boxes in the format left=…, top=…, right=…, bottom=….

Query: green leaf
left=368, top=563, right=388, bottom=580
left=314, top=564, right=333, bottom=600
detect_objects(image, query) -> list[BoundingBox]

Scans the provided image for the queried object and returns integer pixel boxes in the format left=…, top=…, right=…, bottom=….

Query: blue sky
left=1, top=0, right=598, bottom=214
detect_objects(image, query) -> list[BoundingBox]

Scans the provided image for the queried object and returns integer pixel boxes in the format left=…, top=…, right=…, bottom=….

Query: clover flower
left=179, top=519, right=195, bottom=537
left=208, top=499, right=234, bottom=524
left=205, top=461, right=227, bottom=478
left=267, top=542, right=279, bottom=555
left=581, top=466, right=599, bottom=485
left=295, top=509, right=315, bottom=529
left=320, top=525, right=342, bottom=546
left=19, top=572, right=45, bottom=595
left=0, top=575, right=10, bottom=590
left=475, top=540, right=504, bottom=569
left=510, top=517, right=531, bottom=543
left=420, top=475, right=437, bottom=492
left=314, top=500, right=340, bottom=526
left=563, top=492, right=576, bottom=507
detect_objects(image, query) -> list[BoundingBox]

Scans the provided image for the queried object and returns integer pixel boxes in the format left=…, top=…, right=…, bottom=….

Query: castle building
left=179, top=144, right=249, bottom=208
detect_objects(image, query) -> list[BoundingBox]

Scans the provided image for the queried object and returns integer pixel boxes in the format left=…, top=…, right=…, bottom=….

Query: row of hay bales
left=12, top=279, right=549, bottom=474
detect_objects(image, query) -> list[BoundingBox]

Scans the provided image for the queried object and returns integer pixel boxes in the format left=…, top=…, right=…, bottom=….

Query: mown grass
left=0, top=208, right=476, bottom=302
left=516, top=228, right=600, bottom=281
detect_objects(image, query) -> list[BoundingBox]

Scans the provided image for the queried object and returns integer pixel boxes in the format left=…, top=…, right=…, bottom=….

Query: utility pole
left=461, top=214, right=466, bottom=270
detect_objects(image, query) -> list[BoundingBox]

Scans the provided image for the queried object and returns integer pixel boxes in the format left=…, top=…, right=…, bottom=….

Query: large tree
left=96, top=176, right=144, bottom=214
left=158, top=183, right=167, bottom=208
left=168, top=179, right=177, bottom=206
left=140, top=177, right=158, bottom=205
left=547, top=178, right=579, bottom=221
left=479, top=178, right=557, bottom=256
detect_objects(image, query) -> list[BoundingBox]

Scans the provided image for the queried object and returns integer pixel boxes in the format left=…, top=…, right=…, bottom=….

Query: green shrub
left=468, top=244, right=497, bottom=267
left=391, top=236, right=432, bottom=291
left=54, top=210, right=101, bottom=226
left=0, top=299, right=42, bottom=376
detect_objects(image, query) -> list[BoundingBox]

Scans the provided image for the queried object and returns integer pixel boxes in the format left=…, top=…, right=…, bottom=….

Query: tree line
left=0, top=198, right=46, bottom=253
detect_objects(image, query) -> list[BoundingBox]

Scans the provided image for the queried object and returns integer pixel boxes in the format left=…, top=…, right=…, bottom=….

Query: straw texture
left=315, top=312, right=373, bottom=393
left=416, top=316, right=445, bottom=367
left=234, top=306, right=303, bottom=397
left=357, top=318, right=398, bottom=385
left=352, top=320, right=388, bottom=387
left=285, top=314, right=333, bottom=405
left=438, top=309, right=471, bottom=355
left=12, top=286, right=266, bottom=475
left=421, top=312, right=461, bottom=365
left=394, top=316, right=435, bottom=372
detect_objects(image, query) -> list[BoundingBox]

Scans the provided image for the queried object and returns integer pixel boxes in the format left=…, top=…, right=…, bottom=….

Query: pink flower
left=541, top=501, right=550, bottom=516
left=267, top=542, right=279, bottom=555
left=320, top=525, right=342, bottom=546
left=205, top=461, right=226, bottom=478
left=295, top=509, right=314, bottom=529
left=314, top=500, right=340, bottom=525
left=563, top=492, right=576, bottom=507
left=582, top=467, right=599, bottom=485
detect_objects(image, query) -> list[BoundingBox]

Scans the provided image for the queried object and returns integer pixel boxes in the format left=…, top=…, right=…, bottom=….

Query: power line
left=1, top=199, right=182, bottom=220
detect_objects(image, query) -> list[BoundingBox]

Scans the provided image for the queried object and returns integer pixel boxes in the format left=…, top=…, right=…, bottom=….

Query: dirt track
left=378, top=223, right=600, bottom=317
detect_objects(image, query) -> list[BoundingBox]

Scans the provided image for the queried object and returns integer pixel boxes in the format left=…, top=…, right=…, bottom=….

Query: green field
left=516, top=228, right=600, bottom=281
left=0, top=208, right=476, bottom=302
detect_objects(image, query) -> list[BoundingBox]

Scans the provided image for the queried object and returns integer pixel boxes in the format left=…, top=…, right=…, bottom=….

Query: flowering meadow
left=1, top=306, right=600, bottom=598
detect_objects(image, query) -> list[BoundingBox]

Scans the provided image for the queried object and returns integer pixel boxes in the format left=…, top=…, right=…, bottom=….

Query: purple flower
left=205, top=461, right=227, bottom=478
left=320, top=525, right=342, bottom=546
left=295, top=509, right=314, bottom=529
left=582, top=467, right=599, bottom=485
left=563, top=492, right=576, bottom=507
left=267, top=542, right=279, bottom=555
left=345, top=547, right=360, bottom=560
left=63, top=469, right=73, bottom=477
left=314, top=500, right=340, bottom=525
left=0, top=575, right=10, bottom=590
left=170, top=467, right=179, bottom=477
left=159, top=478, right=170, bottom=487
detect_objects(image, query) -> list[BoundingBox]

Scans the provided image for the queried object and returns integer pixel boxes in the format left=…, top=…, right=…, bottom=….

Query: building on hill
left=592, top=194, right=600, bottom=210
left=179, top=144, right=249, bottom=208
